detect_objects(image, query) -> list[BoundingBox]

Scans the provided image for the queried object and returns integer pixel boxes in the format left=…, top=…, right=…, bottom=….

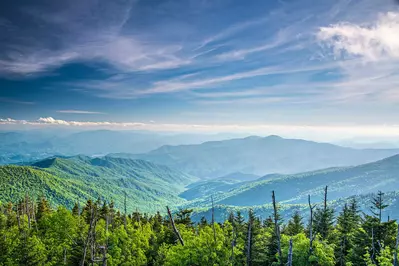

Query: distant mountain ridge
left=185, top=154, right=399, bottom=208
left=111, top=135, right=399, bottom=178
left=0, top=130, right=247, bottom=165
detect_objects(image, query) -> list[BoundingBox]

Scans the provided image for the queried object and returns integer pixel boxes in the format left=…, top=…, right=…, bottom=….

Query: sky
left=1, top=0, right=399, bottom=139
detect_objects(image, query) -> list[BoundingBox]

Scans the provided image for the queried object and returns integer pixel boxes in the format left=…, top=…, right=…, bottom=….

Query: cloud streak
left=56, top=110, right=105, bottom=114
left=0, top=97, right=35, bottom=105
left=2, top=117, right=399, bottom=141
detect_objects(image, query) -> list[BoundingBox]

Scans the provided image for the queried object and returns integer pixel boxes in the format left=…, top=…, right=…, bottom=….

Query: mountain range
left=1, top=133, right=399, bottom=221
left=0, top=130, right=246, bottom=165
left=112, top=135, right=399, bottom=178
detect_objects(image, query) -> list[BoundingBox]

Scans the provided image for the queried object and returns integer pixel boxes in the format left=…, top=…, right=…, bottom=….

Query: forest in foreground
left=1, top=188, right=399, bottom=266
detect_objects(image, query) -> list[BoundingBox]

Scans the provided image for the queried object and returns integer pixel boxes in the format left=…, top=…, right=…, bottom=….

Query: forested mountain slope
left=114, top=135, right=399, bottom=178
left=0, top=155, right=198, bottom=212
left=201, top=154, right=399, bottom=206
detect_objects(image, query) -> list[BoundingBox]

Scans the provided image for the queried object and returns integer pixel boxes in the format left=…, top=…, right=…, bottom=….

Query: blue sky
left=1, top=0, right=399, bottom=139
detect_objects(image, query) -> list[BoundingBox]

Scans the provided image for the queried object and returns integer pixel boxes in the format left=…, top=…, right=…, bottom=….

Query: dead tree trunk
left=25, top=195, right=31, bottom=230
left=16, top=203, right=21, bottom=230
left=64, top=247, right=67, bottom=265
left=246, top=218, right=252, bottom=266
left=339, top=237, right=346, bottom=266
left=324, top=186, right=328, bottom=211
left=100, top=246, right=107, bottom=266
left=81, top=205, right=97, bottom=266
left=308, top=195, right=316, bottom=258
left=124, top=191, right=127, bottom=230
left=394, top=223, right=399, bottom=266
left=211, top=195, right=217, bottom=245
left=371, top=227, right=376, bottom=264
left=287, top=238, right=293, bottom=266
left=166, top=206, right=184, bottom=246
left=272, top=191, right=283, bottom=266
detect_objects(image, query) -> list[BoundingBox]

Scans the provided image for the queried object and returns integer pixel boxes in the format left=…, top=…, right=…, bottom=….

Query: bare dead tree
left=81, top=204, right=97, bottom=266
left=324, top=186, right=328, bottom=211
left=272, top=191, right=283, bottom=266
left=32, top=200, right=38, bottom=232
left=16, top=202, right=21, bottom=230
left=308, top=195, right=316, bottom=258
left=166, top=206, right=184, bottom=246
left=287, top=238, right=293, bottom=266
left=246, top=217, right=252, bottom=266
left=394, top=223, right=399, bottom=266
left=124, top=191, right=127, bottom=230
left=339, top=238, right=345, bottom=266
left=211, top=195, right=217, bottom=245
left=371, top=227, right=376, bottom=264
left=25, top=194, right=31, bottom=230
left=231, top=225, right=235, bottom=265
left=63, top=247, right=67, bottom=265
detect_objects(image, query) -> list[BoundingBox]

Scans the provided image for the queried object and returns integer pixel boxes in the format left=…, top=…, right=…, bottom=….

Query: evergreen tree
left=285, top=210, right=305, bottom=236
left=72, top=202, right=80, bottom=216
left=313, top=186, right=334, bottom=241
left=36, top=197, right=51, bottom=221
left=371, top=191, right=389, bottom=223
left=175, top=209, right=194, bottom=226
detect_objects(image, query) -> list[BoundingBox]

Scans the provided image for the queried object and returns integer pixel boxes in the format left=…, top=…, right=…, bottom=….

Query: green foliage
left=0, top=156, right=198, bottom=213
left=0, top=194, right=398, bottom=266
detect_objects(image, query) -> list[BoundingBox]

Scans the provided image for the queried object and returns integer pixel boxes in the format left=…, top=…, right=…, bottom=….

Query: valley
left=1, top=134, right=399, bottom=221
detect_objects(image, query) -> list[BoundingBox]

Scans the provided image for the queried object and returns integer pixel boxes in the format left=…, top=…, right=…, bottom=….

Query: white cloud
left=317, top=12, right=399, bottom=61
left=2, top=117, right=399, bottom=141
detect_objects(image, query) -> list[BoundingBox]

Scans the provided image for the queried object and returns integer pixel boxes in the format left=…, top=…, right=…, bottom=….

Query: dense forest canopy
left=1, top=189, right=398, bottom=265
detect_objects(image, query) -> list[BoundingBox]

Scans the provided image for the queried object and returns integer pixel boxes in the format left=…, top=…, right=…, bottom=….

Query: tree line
left=0, top=187, right=398, bottom=265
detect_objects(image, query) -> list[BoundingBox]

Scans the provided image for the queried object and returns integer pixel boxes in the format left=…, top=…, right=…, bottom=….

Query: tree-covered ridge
left=185, top=154, right=399, bottom=208
left=0, top=190, right=398, bottom=265
left=0, top=156, right=198, bottom=213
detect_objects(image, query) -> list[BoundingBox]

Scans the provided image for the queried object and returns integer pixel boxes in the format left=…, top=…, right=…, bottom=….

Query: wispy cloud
left=1, top=0, right=399, bottom=128
left=74, top=62, right=340, bottom=99
left=56, top=110, right=105, bottom=114
left=2, top=117, right=399, bottom=141
left=0, top=0, right=193, bottom=77
left=0, top=97, right=35, bottom=105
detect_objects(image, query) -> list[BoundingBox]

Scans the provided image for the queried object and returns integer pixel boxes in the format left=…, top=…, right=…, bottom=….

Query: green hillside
left=200, top=154, right=399, bottom=207
left=114, top=135, right=399, bottom=178
left=0, top=156, right=198, bottom=213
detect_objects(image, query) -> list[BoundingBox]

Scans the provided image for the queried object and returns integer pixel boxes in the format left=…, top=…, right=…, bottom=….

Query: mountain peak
left=265, top=135, right=283, bottom=140
left=32, top=157, right=61, bottom=168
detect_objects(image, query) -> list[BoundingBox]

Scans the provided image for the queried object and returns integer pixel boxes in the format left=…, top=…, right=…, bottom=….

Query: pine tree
left=285, top=211, right=304, bottom=236
left=313, top=186, right=334, bottom=241
left=336, top=201, right=361, bottom=265
left=370, top=191, right=389, bottom=223
left=175, top=209, right=193, bottom=226
left=36, top=197, right=51, bottom=221
left=72, top=202, right=80, bottom=216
